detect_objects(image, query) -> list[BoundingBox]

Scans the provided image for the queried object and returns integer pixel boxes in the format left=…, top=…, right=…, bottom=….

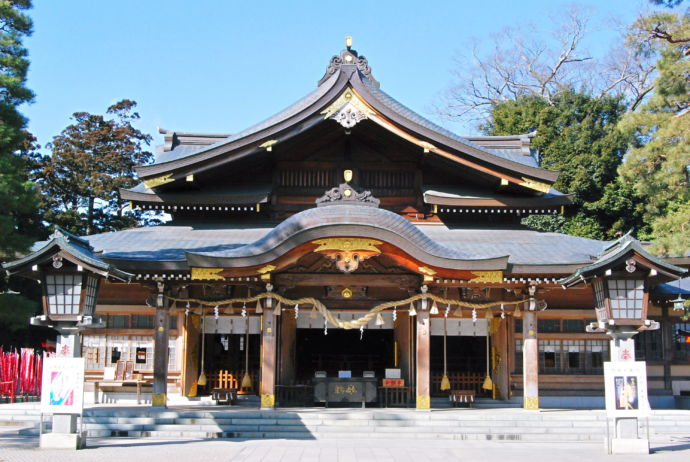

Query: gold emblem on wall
left=311, top=238, right=382, bottom=273
left=257, top=264, right=276, bottom=281
left=190, top=267, right=225, bottom=280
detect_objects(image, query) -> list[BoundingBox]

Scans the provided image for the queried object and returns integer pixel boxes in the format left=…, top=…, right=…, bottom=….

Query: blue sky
left=23, top=0, right=655, bottom=153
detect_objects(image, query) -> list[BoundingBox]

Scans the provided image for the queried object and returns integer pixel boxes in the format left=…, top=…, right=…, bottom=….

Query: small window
left=538, top=319, right=561, bottom=333
left=169, top=315, right=178, bottom=330
left=108, top=315, right=129, bottom=329
left=132, top=315, right=154, bottom=329
left=563, top=319, right=585, bottom=333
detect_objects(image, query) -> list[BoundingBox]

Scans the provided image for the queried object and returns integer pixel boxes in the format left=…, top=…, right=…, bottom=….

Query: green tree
left=618, top=12, right=689, bottom=256
left=0, top=0, right=40, bottom=258
left=483, top=92, right=639, bottom=239
left=30, top=100, right=157, bottom=235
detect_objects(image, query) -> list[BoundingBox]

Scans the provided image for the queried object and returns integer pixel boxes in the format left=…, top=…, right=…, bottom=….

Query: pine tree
left=0, top=0, right=39, bottom=258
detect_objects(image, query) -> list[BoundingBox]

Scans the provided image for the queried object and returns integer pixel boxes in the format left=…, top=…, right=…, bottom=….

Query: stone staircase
left=2, top=404, right=689, bottom=442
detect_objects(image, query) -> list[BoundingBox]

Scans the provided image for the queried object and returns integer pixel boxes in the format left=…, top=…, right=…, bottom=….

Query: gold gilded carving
left=258, top=265, right=276, bottom=275
left=261, top=394, right=275, bottom=408
left=191, top=267, right=225, bottom=280
left=321, top=88, right=375, bottom=121
left=416, top=395, right=431, bottom=410
left=523, top=396, right=539, bottom=410
left=259, top=139, right=277, bottom=151
left=143, top=173, right=174, bottom=189
left=520, top=177, right=552, bottom=194
left=312, top=238, right=382, bottom=273
left=341, top=288, right=353, bottom=299
left=470, top=271, right=504, bottom=283
left=258, top=264, right=275, bottom=281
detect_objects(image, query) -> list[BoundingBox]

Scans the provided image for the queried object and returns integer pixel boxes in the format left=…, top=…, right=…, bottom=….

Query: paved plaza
left=1, top=429, right=689, bottom=462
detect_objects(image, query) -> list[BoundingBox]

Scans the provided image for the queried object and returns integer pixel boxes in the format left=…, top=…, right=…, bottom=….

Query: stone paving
left=1, top=429, right=690, bottom=462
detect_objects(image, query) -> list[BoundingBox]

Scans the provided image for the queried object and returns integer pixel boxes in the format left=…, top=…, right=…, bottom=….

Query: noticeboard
left=40, top=357, right=85, bottom=415
left=604, top=361, right=650, bottom=417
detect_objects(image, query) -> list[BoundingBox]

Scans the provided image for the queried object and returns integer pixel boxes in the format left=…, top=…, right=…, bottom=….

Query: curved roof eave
left=348, top=73, right=559, bottom=183
left=184, top=204, right=510, bottom=271
left=136, top=70, right=350, bottom=179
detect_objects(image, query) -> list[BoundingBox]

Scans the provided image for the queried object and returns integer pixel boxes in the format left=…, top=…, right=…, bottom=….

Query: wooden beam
left=275, top=273, right=420, bottom=288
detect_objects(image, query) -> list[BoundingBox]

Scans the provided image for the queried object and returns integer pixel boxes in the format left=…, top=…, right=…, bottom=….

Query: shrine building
left=4, top=41, right=689, bottom=410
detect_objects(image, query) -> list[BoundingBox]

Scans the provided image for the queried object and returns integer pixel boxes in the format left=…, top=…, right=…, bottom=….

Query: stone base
left=40, top=432, right=86, bottom=449
left=611, top=438, right=649, bottom=454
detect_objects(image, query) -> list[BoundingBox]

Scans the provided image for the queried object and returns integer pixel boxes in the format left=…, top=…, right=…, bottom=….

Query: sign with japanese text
left=604, top=361, right=650, bottom=417
left=40, top=357, right=85, bottom=414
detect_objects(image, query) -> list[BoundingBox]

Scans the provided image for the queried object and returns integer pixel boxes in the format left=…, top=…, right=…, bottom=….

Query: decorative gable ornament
left=322, top=89, right=375, bottom=129
left=316, top=182, right=380, bottom=208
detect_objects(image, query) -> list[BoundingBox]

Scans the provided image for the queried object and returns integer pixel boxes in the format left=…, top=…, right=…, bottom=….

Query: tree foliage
left=0, top=0, right=40, bottom=258
left=483, top=92, right=639, bottom=239
left=439, top=6, right=656, bottom=124
left=619, top=12, right=690, bottom=256
left=28, top=100, right=157, bottom=235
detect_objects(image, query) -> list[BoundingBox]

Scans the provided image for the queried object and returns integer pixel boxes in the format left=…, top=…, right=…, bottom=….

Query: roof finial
left=345, top=36, right=352, bottom=50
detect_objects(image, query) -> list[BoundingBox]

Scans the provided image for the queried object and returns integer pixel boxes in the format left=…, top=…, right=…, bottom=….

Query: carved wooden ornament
left=311, top=238, right=382, bottom=273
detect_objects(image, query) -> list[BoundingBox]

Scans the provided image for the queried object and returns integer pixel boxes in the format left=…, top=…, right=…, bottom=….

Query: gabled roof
left=135, top=46, right=559, bottom=193
left=2, top=227, right=132, bottom=281
left=559, top=232, right=687, bottom=287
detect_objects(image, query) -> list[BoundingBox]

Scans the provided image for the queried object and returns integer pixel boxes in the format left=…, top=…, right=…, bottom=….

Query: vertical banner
left=40, top=357, right=85, bottom=414
left=604, top=361, right=650, bottom=417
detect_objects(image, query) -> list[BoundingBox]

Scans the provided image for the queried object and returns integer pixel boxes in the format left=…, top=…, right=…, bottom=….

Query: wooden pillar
left=260, top=313, right=277, bottom=409
left=416, top=310, right=430, bottom=409
left=491, top=318, right=510, bottom=400
left=181, top=313, right=200, bottom=397
left=522, top=310, right=539, bottom=410
left=394, top=311, right=411, bottom=385
left=279, top=313, right=297, bottom=386
left=152, top=282, right=169, bottom=408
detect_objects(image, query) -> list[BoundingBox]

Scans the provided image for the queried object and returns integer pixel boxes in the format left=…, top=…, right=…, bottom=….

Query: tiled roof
left=77, top=215, right=608, bottom=268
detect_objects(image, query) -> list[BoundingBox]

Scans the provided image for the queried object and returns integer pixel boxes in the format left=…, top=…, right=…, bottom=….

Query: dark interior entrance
left=430, top=335, right=487, bottom=396
left=295, top=329, right=395, bottom=383
left=203, top=333, right=260, bottom=393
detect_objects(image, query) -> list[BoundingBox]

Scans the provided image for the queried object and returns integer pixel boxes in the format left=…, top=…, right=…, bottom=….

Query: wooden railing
left=431, top=372, right=484, bottom=396
left=206, top=369, right=258, bottom=394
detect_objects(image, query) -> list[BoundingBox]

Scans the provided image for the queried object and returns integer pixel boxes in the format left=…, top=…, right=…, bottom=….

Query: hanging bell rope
left=167, top=292, right=529, bottom=331
left=197, top=312, right=207, bottom=386
left=440, top=315, right=450, bottom=391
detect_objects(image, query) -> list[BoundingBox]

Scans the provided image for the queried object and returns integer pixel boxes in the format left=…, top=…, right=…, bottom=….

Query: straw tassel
left=440, top=316, right=451, bottom=391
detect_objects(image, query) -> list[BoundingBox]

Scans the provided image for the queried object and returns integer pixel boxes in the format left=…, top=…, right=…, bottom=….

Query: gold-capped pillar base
left=416, top=395, right=431, bottom=410
left=261, top=394, right=276, bottom=409
left=523, top=396, right=539, bottom=410
left=152, top=393, right=167, bottom=408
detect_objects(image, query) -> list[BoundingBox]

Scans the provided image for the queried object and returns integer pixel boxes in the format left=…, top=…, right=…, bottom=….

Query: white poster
left=604, top=361, right=650, bottom=417
left=40, top=357, right=85, bottom=415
